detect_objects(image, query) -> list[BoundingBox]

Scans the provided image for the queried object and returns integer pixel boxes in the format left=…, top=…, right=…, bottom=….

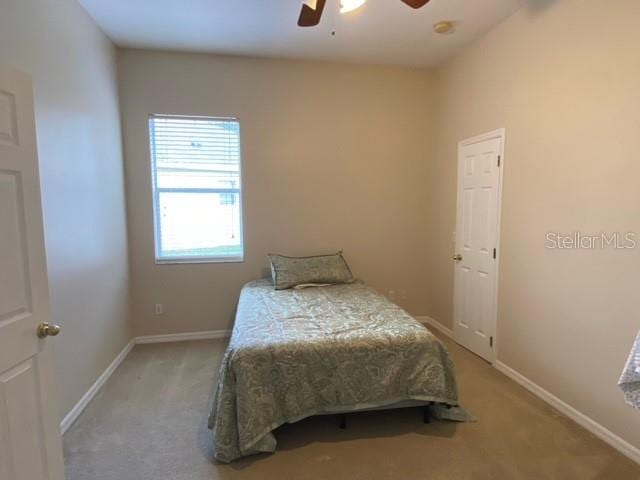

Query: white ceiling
left=79, top=0, right=523, bottom=68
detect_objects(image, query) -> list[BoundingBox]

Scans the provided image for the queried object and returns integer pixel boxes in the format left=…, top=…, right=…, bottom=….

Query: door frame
left=454, top=128, right=506, bottom=364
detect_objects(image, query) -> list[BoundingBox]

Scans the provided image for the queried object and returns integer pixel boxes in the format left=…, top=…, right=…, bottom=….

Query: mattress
left=208, top=279, right=471, bottom=462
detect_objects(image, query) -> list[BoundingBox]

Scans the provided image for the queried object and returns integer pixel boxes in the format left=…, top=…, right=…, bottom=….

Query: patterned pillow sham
left=268, top=252, right=354, bottom=290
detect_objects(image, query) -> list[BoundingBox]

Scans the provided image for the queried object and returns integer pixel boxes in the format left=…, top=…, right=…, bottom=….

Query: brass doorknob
left=37, top=322, right=61, bottom=339
left=452, top=254, right=463, bottom=262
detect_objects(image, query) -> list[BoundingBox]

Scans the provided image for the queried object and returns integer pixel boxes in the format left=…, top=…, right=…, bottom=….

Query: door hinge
left=497, top=155, right=501, bottom=167
left=493, top=248, right=497, bottom=259
left=490, top=336, right=494, bottom=348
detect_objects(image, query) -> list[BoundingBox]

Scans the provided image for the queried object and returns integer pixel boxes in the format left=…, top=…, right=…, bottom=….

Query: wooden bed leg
left=339, top=414, right=347, bottom=429
left=423, top=406, right=431, bottom=424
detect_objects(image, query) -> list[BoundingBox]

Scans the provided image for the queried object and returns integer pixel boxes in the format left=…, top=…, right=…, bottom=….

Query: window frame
left=148, top=113, right=245, bottom=265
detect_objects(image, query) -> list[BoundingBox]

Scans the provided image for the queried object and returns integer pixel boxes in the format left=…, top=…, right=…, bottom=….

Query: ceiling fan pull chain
left=331, top=0, right=337, bottom=36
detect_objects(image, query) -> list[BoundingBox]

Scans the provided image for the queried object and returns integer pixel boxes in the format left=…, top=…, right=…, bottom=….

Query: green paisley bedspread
left=208, top=280, right=471, bottom=463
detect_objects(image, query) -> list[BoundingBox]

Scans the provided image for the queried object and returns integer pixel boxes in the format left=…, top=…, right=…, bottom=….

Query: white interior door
left=453, top=130, right=504, bottom=362
left=0, top=68, right=65, bottom=480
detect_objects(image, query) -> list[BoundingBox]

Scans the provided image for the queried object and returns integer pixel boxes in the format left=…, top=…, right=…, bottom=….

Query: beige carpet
left=63, top=332, right=640, bottom=480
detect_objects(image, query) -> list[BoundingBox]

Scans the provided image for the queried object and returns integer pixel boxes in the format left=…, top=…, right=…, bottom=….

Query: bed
left=208, top=279, right=471, bottom=463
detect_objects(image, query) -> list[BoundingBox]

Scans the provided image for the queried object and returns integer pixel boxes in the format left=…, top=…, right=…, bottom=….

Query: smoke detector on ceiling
left=433, top=21, right=455, bottom=34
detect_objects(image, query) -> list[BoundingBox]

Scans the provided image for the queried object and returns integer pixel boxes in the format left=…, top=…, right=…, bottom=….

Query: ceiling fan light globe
left=303, top=0, right=318, bottom=10
left=340, top=0, right=367, bottom=14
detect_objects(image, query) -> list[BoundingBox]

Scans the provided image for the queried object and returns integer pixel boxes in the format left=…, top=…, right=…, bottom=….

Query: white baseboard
left=60, top=339, right=134, bottom=434
left=495, top=361, right=640, bottom=465
left=60, top=329, right=231, bottom=434
left=134, top=329, right=231, bottom=344
left=415, top=314, right=640, bottom=464
left=63, top=326, right=639, bottom=466
left=415, top=315, right=454, bottom=338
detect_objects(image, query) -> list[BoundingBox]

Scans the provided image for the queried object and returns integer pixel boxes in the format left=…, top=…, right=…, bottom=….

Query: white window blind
left=149, top=115, right=243, bottom=263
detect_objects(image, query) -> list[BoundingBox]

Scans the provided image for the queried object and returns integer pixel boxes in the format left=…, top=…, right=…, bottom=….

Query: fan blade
left=400, top=0, right=431, bottom=8
left=298, top=0, right=327, bottom=27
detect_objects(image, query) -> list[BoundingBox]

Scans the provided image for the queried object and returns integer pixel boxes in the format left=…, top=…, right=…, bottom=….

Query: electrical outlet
left=155, top=304, right=163, bottom=315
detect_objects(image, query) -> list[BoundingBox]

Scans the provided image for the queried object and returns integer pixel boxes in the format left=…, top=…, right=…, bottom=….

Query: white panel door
left=453, top=130, right=504, bottom=362
left=0, top=68, right=65, bottom=480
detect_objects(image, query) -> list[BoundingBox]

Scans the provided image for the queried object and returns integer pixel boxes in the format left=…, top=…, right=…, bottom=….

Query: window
left=219, top=192, right=236, bottom=206
left=149, top=115, right=243, bottom=263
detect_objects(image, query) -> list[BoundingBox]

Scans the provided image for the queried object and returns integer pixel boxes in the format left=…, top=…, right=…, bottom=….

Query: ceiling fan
left=298, top=0, right=431, bottom=27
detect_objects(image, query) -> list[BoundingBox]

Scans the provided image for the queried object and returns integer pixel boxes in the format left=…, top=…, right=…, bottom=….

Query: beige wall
left=18, top=0, right=633, bottom=455
left=430, top=0, right=640, bottom=449
left=0, top=0, right=132, bottom=419
left=117, top=49, right=434, bottom=336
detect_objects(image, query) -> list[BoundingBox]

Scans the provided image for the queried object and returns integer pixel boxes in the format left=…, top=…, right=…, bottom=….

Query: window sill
left=155, top=256, right=244, bottom=265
